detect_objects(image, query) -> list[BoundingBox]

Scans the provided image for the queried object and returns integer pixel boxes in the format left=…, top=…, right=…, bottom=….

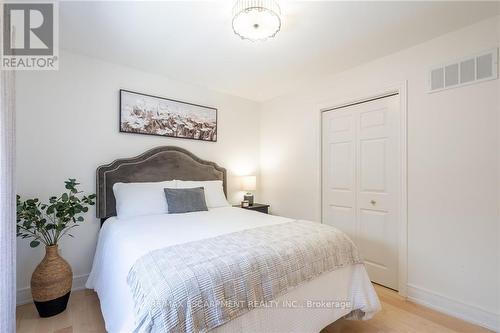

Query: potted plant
left=16, top=179, right=96, bottom=317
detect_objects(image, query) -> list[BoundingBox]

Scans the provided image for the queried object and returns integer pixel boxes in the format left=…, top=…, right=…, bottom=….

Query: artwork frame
left=119, top=89, right=218, bottom=142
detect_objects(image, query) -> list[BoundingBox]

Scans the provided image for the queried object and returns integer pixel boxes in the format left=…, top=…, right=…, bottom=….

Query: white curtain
left=0, top=68, right=16, bottom=332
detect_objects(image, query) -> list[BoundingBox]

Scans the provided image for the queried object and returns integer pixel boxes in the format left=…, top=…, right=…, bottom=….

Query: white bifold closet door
left=322, top=94, right=400, bottom=290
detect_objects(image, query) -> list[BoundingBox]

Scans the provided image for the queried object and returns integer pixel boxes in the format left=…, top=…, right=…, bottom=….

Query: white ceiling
left=60, top=1, right=500, bottom=102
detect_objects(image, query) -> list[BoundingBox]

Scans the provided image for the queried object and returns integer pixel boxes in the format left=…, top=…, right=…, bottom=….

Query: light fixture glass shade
left=240, top=175, right=257, bottom=191
left=232, top=0, right=281, bottom=41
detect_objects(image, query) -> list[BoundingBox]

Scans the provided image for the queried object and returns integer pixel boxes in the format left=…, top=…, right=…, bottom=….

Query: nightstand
left=233, top=203, right=270, bottom=214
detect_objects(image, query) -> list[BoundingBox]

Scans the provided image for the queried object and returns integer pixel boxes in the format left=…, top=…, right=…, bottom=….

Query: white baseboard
left=16, top=274, right=89, bottom=306
left=407, top=284, right=499, bottom=332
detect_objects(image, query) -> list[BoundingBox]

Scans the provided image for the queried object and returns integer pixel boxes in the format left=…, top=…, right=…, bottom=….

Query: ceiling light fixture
left=232, top=0, right=281, bottom=42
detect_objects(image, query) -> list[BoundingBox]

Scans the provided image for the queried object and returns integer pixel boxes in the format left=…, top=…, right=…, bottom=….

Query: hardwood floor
left=17, top=289, right=105, bottom=333
left=17, top=284, right=492, bottom=333
left=323, top=285, right=493, bottom=333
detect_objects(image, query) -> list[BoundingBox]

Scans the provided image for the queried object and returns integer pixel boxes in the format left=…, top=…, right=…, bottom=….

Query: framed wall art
left=119, top=89, right=217, bottom=142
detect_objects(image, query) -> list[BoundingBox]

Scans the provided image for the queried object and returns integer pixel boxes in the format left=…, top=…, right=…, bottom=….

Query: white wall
left=260, top=16, right=500, bottom=330
left=16, top=51, right=261, bottom=302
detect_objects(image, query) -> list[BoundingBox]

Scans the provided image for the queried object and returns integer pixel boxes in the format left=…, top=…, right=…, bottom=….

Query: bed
left=86, top=146, right=380, bottom=333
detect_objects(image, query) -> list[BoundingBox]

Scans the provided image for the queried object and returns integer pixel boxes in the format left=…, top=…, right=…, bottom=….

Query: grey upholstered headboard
left=96, top=146, right=227, bottom=221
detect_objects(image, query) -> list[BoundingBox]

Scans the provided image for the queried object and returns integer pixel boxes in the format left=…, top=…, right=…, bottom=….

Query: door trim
left=318, top=81, right=408, bottom=297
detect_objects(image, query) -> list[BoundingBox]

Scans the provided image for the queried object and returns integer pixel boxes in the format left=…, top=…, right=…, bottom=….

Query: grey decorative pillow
left=164, top=187, right=208, bottom=214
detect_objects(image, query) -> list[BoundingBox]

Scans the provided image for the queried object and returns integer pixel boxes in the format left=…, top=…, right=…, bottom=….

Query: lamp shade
left=240, top=176, right=256, bottom=191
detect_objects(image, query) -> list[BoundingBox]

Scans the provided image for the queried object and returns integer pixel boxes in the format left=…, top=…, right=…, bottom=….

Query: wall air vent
left=429, top=48, right=498, bottom=93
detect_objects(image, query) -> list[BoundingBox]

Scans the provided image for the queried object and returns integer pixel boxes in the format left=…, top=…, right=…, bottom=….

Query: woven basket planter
left=31, top=245, right=72, bottom=317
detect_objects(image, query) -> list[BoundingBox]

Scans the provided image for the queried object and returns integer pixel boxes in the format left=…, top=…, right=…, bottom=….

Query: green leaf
left=16, top=178, right=94, bottom=246
left=29, top=240, right=40, bottom=248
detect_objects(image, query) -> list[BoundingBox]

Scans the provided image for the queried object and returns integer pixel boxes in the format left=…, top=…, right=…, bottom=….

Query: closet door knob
left=370, top=200, right=376, bottom=205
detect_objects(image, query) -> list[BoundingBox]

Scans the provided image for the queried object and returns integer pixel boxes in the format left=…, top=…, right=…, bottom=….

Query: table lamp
left=240, top=175, right=256, bottom=206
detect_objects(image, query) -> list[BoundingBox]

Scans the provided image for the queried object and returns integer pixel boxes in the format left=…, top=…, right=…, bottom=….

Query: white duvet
left=86, top=207, right=380, bottom=333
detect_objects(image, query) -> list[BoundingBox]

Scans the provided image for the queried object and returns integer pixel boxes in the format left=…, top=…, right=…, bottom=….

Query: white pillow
left=113, top=180, right=177, bottom=219
left=176, top=180, right=230, bottom=208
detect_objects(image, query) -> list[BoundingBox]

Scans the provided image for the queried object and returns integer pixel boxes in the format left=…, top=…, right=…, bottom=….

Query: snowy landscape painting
left=120, top=90, right=217, bottom=142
